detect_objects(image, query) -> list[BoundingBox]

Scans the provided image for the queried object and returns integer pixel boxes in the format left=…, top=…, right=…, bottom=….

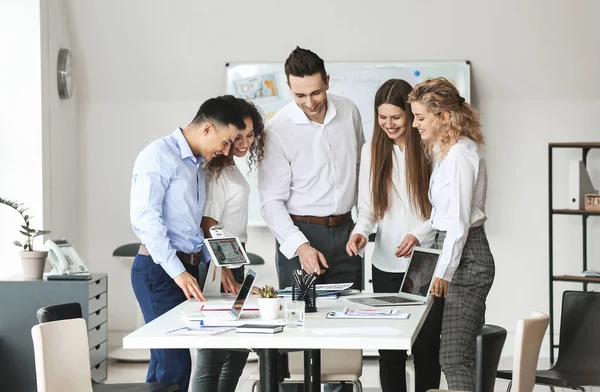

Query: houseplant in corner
left=257, top=285, right=281, bottom=320
left=0, top=197, right=50, bottom=279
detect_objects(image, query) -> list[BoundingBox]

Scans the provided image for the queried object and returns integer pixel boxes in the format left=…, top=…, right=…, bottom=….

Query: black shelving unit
left=548, top=142, right=600, bottom=363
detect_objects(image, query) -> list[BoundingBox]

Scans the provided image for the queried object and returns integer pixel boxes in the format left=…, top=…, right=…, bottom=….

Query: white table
left=123, top=295, right=432, bottom=392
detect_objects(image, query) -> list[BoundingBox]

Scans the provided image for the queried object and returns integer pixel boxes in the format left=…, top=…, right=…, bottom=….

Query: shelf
left=549, top=142, right=600, bottom=148
left=553, top=275, right=600, bottom=284
left=552, top=209, right=600, bottom=216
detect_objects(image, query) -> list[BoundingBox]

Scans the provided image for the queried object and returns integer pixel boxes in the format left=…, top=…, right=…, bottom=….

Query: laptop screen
left=231, top=269, right=257, bottom=318
left=400, top=248, right=439, bottom=297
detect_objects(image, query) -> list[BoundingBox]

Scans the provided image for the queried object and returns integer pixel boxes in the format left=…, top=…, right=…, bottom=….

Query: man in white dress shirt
left=258, top=45, right=365, bottom=392
left=258, top=46, right=365, bottom=292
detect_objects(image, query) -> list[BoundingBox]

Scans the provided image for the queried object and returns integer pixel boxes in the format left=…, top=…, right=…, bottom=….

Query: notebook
left=349, top=246, right=441, bottom=307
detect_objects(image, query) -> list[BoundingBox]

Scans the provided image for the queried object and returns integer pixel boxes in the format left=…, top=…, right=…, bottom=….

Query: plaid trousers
left=434, top=226, right=495, bottom=391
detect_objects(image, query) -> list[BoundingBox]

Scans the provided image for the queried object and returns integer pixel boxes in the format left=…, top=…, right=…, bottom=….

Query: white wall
left=0, top=0, right=44, bottom=278
left=63, top=0, right=600, bottom=347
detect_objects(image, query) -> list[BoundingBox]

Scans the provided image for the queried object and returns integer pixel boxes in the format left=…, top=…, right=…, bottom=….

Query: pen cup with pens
left=291, top=270, right=317, bottom=313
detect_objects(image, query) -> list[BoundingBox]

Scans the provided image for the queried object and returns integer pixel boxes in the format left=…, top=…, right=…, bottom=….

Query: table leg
left=304, top=349, right=321, bottom=392
left=259, top=349, right=279, bottom=392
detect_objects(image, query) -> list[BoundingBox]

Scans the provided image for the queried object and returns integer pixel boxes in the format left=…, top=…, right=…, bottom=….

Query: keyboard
left=371, top=296, right=413, bottom=304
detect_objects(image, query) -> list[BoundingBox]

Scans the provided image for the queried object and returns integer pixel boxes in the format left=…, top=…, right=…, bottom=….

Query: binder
left=568, top=160, right=597, bottom=209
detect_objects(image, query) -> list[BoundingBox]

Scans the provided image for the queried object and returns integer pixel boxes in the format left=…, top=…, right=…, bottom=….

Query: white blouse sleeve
left=203, top=173, right=227, bottom=223
left=352, top=144, right=376, bottom=239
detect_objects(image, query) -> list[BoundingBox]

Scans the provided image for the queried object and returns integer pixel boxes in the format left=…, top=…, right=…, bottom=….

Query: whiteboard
left=226, top=61, right=471, bottom=226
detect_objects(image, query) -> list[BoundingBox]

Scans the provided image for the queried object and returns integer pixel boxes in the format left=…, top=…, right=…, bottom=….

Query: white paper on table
left=165, top=326, right=234, bottom=336
left=308, top=327, right=402, bottom=336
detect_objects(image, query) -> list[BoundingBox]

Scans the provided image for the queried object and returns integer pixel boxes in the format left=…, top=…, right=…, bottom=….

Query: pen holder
left=292, top=282, right=317, bottom=313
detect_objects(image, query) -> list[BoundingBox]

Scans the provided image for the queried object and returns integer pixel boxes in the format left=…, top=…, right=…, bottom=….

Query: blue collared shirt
left=130, top=128, right=211, bottom=278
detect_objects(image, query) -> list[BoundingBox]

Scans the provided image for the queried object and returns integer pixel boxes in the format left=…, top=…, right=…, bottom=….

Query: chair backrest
left=554, top=290, right=600, bottom=372
left=31, top=318, right=93, bottom=392
left=37, top=302, right=83, bottom=323
left=511, top=311, right=550, bottom=392
left=475, top=324, right=507, bottom=392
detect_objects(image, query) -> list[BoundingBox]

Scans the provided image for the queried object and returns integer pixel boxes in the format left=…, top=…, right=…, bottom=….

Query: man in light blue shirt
left=130, top=96, right=246, bottom=392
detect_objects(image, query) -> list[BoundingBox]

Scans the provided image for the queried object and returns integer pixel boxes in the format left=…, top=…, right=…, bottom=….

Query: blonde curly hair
left=408, top=77, right=483, bottom=160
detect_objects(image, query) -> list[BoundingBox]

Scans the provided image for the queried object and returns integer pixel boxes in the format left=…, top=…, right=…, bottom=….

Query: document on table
left=326, top=308, right=410, bottom=319
left=165, top=326, right=234, bottom=336
left=309, top=327, right=402, bottom=336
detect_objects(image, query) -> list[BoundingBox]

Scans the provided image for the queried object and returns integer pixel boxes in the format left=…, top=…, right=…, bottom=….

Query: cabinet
left=548, top=143, right=600, bottom=363
left=0, top=273, right=108, bottom=391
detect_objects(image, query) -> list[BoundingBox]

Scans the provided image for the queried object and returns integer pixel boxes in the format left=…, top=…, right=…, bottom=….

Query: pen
left=165, top=326, right=189, bottom=334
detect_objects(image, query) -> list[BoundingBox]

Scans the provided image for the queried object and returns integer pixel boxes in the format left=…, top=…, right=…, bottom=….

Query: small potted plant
left=0, top=197, right=51, bottom=279
left=257, top=285, right=281, bottom=320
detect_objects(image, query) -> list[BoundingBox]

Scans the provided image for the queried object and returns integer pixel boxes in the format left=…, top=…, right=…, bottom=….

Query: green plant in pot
left=257, top=285, right=281, bottom=320
left=0, top=197, right=50, bottom=279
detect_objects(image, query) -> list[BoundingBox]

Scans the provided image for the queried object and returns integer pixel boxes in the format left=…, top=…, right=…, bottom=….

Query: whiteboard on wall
left=226, top=61, right=471, bottom=226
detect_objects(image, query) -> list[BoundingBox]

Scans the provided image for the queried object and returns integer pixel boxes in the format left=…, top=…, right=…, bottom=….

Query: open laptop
left=184, top=269, right=283, bottom=326
left=350, top=247, right=441, bottom=307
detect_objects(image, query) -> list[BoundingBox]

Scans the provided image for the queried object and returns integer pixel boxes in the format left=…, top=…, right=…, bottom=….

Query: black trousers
left=372, top=265, right=444, bottom=392
left=276, top=219, right=362, bottom=290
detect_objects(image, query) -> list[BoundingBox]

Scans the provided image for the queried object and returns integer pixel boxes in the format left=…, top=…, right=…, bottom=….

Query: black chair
left=476, top=324, right=508, bottom=392
left=497, top=291, right=600, bottom=392
left=429, top=324, right=506, bottom=392
left=37, top=303, right=179, bottom=392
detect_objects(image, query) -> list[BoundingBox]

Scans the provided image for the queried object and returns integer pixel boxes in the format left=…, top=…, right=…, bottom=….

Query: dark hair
left=371, top=79, right=432, bottom=221
left=284, top=46, right=327, bottom=82
left=191, top=95, right=246, bottom=130
left=205, top=98, right=266, bottom=177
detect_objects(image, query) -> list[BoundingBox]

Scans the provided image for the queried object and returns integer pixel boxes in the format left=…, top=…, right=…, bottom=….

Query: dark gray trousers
left=276, top=219, right=362, bottom=392
left=276, top=219, right=362, bottom=290
left=435, top=226, right=495, bottom=391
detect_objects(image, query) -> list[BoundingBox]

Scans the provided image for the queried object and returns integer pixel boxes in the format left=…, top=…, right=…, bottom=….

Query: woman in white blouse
left=346, top=79, right=444, bottom=392
left=192, top=98, right=265, bottom=392
left=401, top=77, right=495, bottom=391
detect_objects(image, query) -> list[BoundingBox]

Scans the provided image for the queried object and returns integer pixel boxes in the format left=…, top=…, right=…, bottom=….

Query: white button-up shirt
left=353, top=143, right=434, bottom=273
left=412, top=136, right=488, bottom=282
left=258, top=94, right=365, bottom=259
left=204, top=163, right=250, bottom=243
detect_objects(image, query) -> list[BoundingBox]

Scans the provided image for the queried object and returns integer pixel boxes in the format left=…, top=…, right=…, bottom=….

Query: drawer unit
left=0, top=273, right=108, bottom=390
left=87, top=275, right=108, bottom=382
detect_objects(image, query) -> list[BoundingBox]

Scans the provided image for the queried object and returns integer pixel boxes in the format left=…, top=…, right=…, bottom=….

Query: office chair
left=495, top=311, right=549, bottom=392
left=36, top=303, right=178, bottom=392
left=250, top=349, right=363, bottom=392
left=497, top=291, right=600, bottom=391
left=429, top=324, right=507, bottom=392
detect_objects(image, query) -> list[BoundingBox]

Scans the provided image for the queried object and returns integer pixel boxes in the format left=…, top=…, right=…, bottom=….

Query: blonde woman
left=399, top=77, right=495, bottom=391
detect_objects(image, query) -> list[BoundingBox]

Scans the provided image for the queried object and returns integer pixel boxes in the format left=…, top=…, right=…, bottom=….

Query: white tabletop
left=123, top=294, right=432, bottom=351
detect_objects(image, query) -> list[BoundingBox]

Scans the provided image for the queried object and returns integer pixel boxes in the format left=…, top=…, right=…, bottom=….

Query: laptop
left=183, top=269, right=284, bottom=326
left=349, top=247, right=441, bottom=307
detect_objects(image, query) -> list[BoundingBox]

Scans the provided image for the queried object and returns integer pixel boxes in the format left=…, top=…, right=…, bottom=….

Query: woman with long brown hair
left=192, top=97, right=265, bottom=392
left=346, top=79, right=444, bottom=392
left=400, top=77, right=495, bottom=391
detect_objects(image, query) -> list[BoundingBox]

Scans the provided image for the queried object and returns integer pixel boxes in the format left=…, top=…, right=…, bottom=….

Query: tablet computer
left=204, top=237, right=250, bottom=267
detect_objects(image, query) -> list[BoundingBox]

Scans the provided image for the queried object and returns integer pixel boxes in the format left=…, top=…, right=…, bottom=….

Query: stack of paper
left=279, top=283, right=354, bottom=299
left=584, top=270, right=600, bottom=278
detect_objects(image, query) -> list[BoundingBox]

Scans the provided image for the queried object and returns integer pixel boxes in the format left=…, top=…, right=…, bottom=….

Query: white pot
left=20, top=250, right=48, bottom=280
left=257, top=297, right=281, bottom=320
